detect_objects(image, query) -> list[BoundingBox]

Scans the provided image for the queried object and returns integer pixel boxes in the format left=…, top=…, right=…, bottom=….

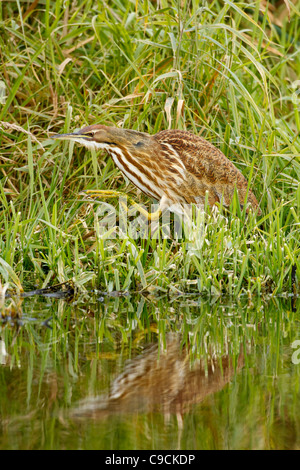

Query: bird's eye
left=84, top=132, right=95, bottom=137
left=135, top=141, right=143, bottom=148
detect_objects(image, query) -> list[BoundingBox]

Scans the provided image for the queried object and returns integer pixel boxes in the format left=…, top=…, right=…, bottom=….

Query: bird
left=52, top=125, right=261, bottom=218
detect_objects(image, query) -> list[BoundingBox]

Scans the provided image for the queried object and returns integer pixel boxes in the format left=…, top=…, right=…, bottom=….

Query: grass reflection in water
left=0, top=293, right=299, bottom=450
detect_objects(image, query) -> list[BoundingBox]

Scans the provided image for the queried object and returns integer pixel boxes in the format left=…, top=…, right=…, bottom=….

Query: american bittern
left=52, top=125, right=261, bottom=218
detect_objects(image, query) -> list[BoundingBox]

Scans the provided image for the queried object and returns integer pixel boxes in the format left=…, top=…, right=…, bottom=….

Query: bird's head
left=52, top=124, right=153, bottom=153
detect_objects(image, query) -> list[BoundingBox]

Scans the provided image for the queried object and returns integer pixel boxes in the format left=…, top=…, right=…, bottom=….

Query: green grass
left=0, top=0, right=300, bottom=296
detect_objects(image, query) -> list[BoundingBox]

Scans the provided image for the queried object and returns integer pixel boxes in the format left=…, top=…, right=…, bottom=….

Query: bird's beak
left=51, top=131, right=92, bottom=141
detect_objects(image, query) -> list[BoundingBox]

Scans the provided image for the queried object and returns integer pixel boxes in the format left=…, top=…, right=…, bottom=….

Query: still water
left=0, top=292, right=299, bottom=450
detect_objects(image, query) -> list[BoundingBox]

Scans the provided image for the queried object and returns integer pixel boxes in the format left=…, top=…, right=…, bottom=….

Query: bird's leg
left=125, top=195, right=172, bottom=221
left=83, top=189, right=124, bottom=199
left=120, top=195, right=170, bottom=222
left=84, top=190, right=164, bottom=221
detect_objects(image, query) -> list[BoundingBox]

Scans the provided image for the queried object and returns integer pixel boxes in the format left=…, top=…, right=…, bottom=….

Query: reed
left=0, top=0, right=299, bottom=296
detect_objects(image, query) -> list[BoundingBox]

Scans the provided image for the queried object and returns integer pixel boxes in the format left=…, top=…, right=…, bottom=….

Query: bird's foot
left=82, top=190, right=162, bottom=221
left=82, top=189, right=123, bottom=199
left=120, top=201, right=162, bottom=221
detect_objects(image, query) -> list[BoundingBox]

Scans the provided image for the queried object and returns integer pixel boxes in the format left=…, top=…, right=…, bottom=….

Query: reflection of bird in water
left=70, top=334, right=244, bottom=419
left=52, top=126, right=261, bottom=218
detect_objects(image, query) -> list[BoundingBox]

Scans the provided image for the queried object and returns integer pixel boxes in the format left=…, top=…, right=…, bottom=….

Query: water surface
left=0, top=293, right=299, bottom=450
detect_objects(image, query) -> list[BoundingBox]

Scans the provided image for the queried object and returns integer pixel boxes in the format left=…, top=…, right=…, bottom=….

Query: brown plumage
left=52, top=125, right=261, bottom=215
